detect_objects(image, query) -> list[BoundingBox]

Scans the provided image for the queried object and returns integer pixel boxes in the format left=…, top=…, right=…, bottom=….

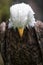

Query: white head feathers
left=8, top=3, right=36, bottom=29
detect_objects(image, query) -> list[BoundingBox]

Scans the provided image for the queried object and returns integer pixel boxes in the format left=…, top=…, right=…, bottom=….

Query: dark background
left=0, top=0, right=43, bottom=22
left=12, top=0, right=43, bottom=21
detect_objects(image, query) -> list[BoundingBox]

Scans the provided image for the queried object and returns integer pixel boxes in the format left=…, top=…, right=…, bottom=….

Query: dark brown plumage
left=0, top=23, right=42, bottom=65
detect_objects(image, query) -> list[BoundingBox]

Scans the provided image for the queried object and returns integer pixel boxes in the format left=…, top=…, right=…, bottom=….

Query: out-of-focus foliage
left=0, top=0, right=12, bottom=22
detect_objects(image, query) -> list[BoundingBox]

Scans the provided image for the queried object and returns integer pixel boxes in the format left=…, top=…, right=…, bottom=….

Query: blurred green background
left=0, top=0, right=12, bottom=22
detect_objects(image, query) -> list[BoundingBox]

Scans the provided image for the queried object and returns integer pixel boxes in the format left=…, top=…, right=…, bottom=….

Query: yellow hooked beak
left=18, top=28, right=24, bottom=37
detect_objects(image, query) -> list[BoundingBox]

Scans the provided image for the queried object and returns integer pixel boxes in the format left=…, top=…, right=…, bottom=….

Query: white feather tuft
left=8, top=3, right=35, bottom=29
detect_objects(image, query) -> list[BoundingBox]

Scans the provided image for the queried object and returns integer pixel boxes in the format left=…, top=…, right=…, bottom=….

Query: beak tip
left=18, top=28, right=24, bottom=37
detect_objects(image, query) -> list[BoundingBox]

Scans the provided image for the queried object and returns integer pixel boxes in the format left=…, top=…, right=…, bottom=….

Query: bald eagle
left=0, top=3, right=43, bottom=65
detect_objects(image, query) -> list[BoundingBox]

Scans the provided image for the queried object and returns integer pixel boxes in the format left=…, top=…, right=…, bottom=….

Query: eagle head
left=8, top=3, right=36, bottom=37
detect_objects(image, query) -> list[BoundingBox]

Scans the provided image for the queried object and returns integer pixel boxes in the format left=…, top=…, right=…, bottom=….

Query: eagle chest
left=5, top=27, right=42, bottom=65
